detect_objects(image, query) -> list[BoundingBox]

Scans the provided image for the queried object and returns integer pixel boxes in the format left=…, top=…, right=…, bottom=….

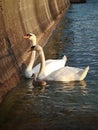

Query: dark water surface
left=0, top=0, right=98, bottom=129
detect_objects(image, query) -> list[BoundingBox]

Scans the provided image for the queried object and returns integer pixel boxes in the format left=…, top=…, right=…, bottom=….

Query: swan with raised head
left=34, top=45, right=89, bottom=82
left=24, top=33, right=67, bottom=78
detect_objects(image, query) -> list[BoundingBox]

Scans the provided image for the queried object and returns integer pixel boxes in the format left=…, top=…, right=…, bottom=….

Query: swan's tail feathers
left=80, top=66, right=90, bottom=80
left=62, top=55, right=67, bottom=62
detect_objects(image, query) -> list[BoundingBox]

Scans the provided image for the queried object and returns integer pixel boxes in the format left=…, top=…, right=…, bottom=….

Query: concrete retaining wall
left=0, top=0, right=70, bottom=102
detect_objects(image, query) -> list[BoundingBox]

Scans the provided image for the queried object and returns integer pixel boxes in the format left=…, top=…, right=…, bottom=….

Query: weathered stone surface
left=0, top=0, right=70, bottom=102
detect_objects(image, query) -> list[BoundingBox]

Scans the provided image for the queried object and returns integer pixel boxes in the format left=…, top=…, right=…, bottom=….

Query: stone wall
left=0, top=0, right=70, bottom=102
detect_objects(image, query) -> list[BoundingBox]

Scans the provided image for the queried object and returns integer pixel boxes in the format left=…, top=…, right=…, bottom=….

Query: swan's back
left=45, top=67, right=75, bottom=81
left=32, top=55, right=67, bottom=77
left=44, top=66, right=89, bottom=82
left=44, top=56, right=67, bottom=76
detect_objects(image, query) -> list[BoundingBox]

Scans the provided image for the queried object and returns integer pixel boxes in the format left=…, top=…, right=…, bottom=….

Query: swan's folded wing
left=44, top=58, right=67, bottom=76
left=45, top=67, right=75, bottom=81
left=44, top=66, right=89, bottom=82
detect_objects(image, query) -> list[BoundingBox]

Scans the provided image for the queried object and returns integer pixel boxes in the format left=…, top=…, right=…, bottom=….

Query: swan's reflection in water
left=47, top=80, right=87, bottom=95
left=0, top=78, right=97, bottom=130
left=61, top=80, right=87, bottom=95
left=26, top=78, right=87, bottom=97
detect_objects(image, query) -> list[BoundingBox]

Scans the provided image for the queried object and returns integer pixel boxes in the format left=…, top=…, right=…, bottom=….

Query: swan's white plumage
left=25, top=51, right=36, bottom=78
left=29, top=34, right=37, bottom=46
left=24, top=33, right=67, bottom=78
left=34, top=45, right=89, bottom=82
left=24, top=33, right=89, bottom=82
left=25, top=55, right=67, bottom=78
left=43, top=66, right=89, bottom=82
left=33, top=55, right=67, bottom=76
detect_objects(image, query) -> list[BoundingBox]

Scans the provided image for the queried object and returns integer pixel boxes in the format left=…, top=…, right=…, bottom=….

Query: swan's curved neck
left=29, top=35, right=37, bottom=46
left=35, top=45, right=45, bottom=77
left=26, top=51, right=36, bottom=71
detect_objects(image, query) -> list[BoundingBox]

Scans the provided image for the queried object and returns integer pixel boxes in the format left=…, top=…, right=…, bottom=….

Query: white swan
left=34, top=45, right=89, bottom=82
left=24, top=33, right=67, bottom=78
left=45, top=66, right=89, bottom=82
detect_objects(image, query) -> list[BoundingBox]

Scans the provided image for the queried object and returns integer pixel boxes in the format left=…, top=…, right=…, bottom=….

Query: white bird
left=23, top=33, right=67, bottom=78
left=34, top=45, right=89, bottom=82
left=45, top=66, right=89, bottom=82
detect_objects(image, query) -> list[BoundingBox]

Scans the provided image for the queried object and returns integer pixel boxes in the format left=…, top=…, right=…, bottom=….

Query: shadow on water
left=0, top=77, right=98, bottom=130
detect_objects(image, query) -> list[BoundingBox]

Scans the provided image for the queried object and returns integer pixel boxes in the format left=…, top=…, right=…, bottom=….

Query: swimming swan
left=34, top=45, right=89, bottom=82
left=24, top=33, right=67, bottom=78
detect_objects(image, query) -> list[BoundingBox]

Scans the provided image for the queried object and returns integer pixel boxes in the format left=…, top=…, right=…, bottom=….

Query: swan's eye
left=26, top=34, right=30, bottom=36
left=26, top=33, right=32, bottom=37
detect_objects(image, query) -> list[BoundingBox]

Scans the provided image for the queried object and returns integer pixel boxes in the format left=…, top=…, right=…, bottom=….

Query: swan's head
left=24, top=33, right=37, bottom=46
left=24, top=33, right=33, bottom=39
